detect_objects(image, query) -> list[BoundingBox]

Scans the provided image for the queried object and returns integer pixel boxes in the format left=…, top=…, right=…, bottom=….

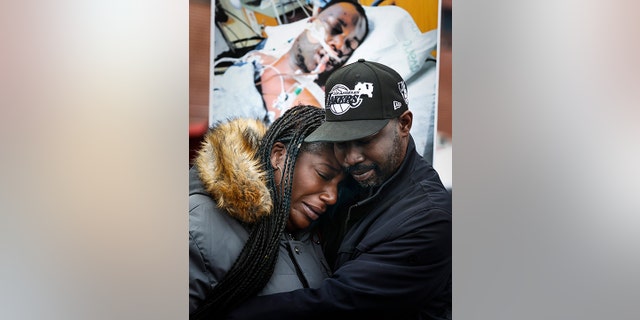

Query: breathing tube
left=303, top=19, right=340, bottom=74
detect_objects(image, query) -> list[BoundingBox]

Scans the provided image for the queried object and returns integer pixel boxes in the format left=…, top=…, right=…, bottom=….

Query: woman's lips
left=302, top=203, right=321, bottom=221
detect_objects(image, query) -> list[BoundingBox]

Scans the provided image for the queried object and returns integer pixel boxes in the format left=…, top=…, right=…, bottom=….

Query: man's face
left=333, top=120, right=406, bottom=188
left=291, top=2, right=367, bottom=75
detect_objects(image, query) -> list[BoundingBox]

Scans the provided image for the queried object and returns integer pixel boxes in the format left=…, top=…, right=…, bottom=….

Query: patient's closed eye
left=331, top=25, right=343, bottom=36
left=344, top=39, right=358, bottom=53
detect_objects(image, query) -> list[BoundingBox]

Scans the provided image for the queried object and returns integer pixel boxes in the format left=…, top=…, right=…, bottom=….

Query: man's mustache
left=345, top=164, right=376, bottom=175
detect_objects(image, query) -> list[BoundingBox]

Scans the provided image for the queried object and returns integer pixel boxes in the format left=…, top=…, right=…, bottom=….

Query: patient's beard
left=292, top=45, right=311, bottom=74
left=292, top=47, right=335, bottom=78
left=290, top=31, right=325, bottom=74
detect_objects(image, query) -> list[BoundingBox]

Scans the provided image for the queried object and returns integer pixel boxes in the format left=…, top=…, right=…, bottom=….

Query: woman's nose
left=320, top=183, right=339, bottom=205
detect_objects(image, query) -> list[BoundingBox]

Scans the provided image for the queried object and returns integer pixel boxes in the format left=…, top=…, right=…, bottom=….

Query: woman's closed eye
left=317, top=170, right=331, bottom=181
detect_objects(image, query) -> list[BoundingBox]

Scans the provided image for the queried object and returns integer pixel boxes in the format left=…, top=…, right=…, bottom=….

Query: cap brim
left=304, top=119, right=390, bottom=142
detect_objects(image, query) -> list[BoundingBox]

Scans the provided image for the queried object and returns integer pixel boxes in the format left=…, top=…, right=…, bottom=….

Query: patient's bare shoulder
left=292, top=89, right=321, bottom=108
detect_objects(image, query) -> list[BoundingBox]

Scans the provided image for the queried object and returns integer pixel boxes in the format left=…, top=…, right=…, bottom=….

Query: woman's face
left=277, top=144, right=345, bottom=231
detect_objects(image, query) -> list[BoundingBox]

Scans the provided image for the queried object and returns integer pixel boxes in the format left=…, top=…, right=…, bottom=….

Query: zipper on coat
left=286, top=242, right=310, bottom=288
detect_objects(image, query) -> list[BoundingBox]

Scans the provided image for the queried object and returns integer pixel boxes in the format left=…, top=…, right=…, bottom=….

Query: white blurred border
left=454, top=1, right=640, bottom=319
left=1, top=1, right=187, bottom=319
left=2, top=1, right=640, bottom=319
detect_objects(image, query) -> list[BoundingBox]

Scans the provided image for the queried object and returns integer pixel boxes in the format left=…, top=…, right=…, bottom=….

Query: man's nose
left=340, top=143, right=364, bottom=167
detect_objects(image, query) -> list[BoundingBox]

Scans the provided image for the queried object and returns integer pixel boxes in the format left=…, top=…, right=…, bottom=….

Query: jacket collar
left=193, top=118, right=273, bottom=224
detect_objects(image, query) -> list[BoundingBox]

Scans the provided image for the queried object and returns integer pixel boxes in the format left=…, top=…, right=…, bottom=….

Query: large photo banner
left=208, top=0, right=442, bottom=163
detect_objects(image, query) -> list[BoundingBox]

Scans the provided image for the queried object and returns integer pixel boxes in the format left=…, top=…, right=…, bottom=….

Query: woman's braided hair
left=191, top=105, right=327, bottom=319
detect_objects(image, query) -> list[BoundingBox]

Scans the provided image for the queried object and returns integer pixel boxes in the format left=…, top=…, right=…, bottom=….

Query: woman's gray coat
left=188, top=119, right=331, bottom=314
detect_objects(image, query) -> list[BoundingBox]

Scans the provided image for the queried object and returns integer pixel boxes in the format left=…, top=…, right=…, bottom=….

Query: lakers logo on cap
left=327, top=82, right=374, bottom=115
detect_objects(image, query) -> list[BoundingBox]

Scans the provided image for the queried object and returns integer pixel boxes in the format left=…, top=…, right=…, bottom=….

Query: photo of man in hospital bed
left=211, top=0, right=439, bottom=159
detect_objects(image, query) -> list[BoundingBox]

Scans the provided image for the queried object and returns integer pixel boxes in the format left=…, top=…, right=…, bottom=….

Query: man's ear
left=398, top=110, right=413, bottom=137
left=270, top=142, right=287, bottom=170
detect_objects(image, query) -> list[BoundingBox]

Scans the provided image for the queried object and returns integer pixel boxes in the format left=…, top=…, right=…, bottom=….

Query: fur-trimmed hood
left=193, top=118, right=272, bottom=224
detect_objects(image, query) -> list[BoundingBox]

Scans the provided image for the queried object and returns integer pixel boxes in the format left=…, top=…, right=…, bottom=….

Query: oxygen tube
left=304, top=19, right=340, bottom=74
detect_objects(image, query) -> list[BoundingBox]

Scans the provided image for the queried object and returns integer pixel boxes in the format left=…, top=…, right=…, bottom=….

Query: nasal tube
left=311, top=54, right=330, bottom=74
left=305, top=19, right=340, bottom=61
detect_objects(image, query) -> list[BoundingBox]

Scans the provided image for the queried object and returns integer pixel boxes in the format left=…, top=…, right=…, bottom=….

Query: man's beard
left=346, top=129, right=403, bottom=189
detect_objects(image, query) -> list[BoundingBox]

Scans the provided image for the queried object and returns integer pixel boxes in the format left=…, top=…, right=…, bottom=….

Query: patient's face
left=291, top=2, right=367, bottom=75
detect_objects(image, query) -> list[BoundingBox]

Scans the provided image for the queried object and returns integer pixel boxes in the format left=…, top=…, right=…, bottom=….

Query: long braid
left=191, top=106, right=325, bottom=319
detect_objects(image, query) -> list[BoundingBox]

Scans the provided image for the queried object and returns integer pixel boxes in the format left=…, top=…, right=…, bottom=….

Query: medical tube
left=305, top=19, right=340, bottom=61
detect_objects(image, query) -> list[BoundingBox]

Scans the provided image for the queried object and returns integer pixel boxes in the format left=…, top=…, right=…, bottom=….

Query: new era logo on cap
left=304, top=59, right=409, bottom=142
left=398, top=80, right=409, bottom=106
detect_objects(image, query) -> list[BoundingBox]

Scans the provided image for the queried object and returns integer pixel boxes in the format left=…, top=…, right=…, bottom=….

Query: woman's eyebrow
left=319, top=162, right=342, bottom=172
